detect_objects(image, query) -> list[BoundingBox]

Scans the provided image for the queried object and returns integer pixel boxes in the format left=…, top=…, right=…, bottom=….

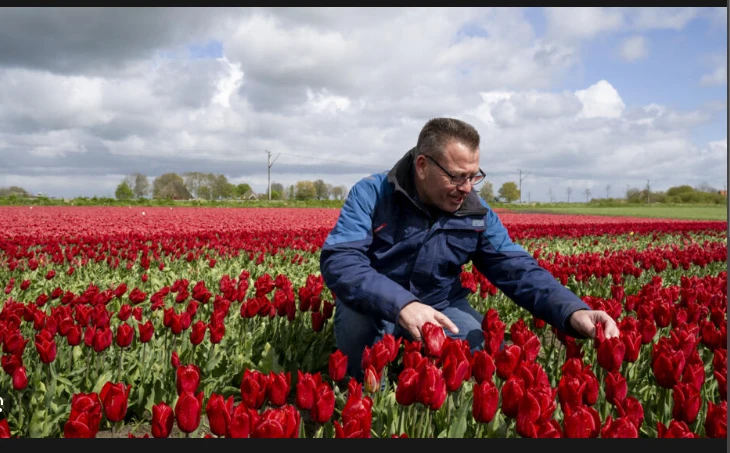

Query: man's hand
left=569, top=309, right=619, bottom=340
left=398, top=301, right=458, bottom=341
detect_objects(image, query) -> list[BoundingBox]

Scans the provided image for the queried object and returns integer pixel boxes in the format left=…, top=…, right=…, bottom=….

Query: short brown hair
left=415, top=117, right=480, bottom=159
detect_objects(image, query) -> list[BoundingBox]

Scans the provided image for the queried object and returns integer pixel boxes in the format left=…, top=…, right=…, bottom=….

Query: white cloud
left=544, top=7, right=624, bottom=41
left=700, top=66, right=727, bottom=87
left=619, top=35, right=648, bottom=62
left=574, top=80, right=625, bottom=119
left=629, top=7, right=699, bottom=30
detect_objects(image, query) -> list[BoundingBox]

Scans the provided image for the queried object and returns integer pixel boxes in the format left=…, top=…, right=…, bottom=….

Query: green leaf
left=256, top=342, right=283, bottom=374
left=447, top=403, right=469, bottom=438
left=92, top=370, right=114, bottom=394
left=29, top=408, right=48, bottom=438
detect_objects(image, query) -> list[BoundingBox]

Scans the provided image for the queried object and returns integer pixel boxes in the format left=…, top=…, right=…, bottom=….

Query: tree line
left=113, top=172, right=349, bottom=201
left=478, top=180, right=726, bottom=204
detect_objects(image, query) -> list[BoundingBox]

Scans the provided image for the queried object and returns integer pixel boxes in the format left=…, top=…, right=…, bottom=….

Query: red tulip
left=395, top=367, right=419, bottom=406
left=341, top=381, right=373, bottom=438
left=600, top=416, right=638, bottom=438
left=310, top=383, right=336, bottom=424
left=34, top=331, right=57, bottom=364
left=416, top=360, right=447, bottom=410
left=614, top=396, right=644, bottom=429
left=12, top=366, right=28, bottom=390
left=267, top=371, right=291, bottom=406
left=190, top=321, right=207, bottom=345
left=672, top=383, right=701, bottom=424
left=115, top=323, right=134, bottom=348
left=1, top=354, right=22, bottom=376
left=328, top=350, right=347, bottom=382
left=500, top=375, right=525, bottom=419
left=252, top=405, right=300, bottom=438
left=2, top=331, right=28, bottom=355
left=472, top=380, right=499, bottom=424
left=295, top=371, right=321, bottom=411
left=0, top=419, right=10, bottom=438
left=175, top=391, right=204, bottom=433
left=92, top=326, right=113, bottom=353
left=604, top=371, right=627, bottom=406
left=495, top=344, right=521, bottom=380
left=176, top=364, right=201, bottom=395
left=205, top=393, right=234, bottom=437
left=557, top=375, right=586, bottom=414
left=652, top=350, right=685, bottom=389
left=656, top=420, right=698, bottom=438
left=472, top=350, right=496, bottom=384
left=228, top=402, right=257, bottom=438
left=170, top=350, right=180, bottom=369
left=240, top=369, right=269, bottom=409
left=563, top=405, right=601, bottom=438
left=422, top=322, right=446, bottom=358
left=138, top=321, right=155, bottom=343
left=99, top=381, right=131, bottom=423
left=64, top=392, right=102, bottom=438
left=151, top=401, right=174, bottom=438
left=704, top=401, right=727, bottom=438
left=117, top=304, right=132, bottom=321
left=595, top=323, right=625, bottom=372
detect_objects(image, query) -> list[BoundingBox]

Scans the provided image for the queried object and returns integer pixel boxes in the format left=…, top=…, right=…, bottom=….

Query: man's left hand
left=569, top=309, right=619, bottom=340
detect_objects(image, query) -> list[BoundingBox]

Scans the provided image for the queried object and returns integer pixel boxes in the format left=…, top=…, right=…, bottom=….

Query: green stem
left=117, top=348, right=123, bottom=382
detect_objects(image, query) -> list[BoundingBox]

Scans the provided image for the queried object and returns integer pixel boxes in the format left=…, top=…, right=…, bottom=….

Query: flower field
left=0, top=206, right=726, bottom=438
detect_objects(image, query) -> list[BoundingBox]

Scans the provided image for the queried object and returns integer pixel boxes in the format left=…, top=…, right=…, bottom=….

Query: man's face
left=415, top=140, right=481, bottom=213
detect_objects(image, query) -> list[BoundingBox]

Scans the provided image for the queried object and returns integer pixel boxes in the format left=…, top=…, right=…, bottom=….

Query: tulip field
left=0, top=205, right=726, bottom=438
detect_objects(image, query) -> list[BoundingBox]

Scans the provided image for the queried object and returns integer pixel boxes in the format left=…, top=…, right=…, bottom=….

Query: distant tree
left=314, top=179, right=329, bottom=200
left=295, top=180, right=316, bottom=200
left=287, top=185, right=295, bottom=200
left=264, top=182, right=284, bottom=200
left=115, top=181, right=134, bottom=200
left=133, top=173, right=150, bottom=198
left=153, top=173, right=190, bottom=199
left=478, top=180, right=494, bottom=202
left=210, top=174, right=231, bottom=199
left=566, top=186, right=572, bottom=203
left=498, top=182, right=520, bottom=203
left=626, top=187, right=643, bottom=204
left=605, top=184, right=611, bottom=199
left=548, top=187, right=554, bottom=203
left=584, top=188, right=591, bottom=203
left=695, top=182, right=717, bottom=193
left=331, top=185, right=345, bottom=200
left=0, top=186, right=30, bottom=197
left=183, top=172, right=206, bottom=199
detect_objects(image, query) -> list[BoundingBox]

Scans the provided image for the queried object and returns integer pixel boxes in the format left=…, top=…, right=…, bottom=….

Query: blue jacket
left=320, top=148, right=590, bottom=337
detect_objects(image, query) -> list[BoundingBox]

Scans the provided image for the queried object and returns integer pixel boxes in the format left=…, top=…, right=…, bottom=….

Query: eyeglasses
left=423, top=155, right=486, bottom=187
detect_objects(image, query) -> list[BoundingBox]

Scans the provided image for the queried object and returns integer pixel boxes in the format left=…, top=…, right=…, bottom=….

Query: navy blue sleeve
left=319, top=176, right=418, bottom=323
left=471, top=203, right=590, bottom=337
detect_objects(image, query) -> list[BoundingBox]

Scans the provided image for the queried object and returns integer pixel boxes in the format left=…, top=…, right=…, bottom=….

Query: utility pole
left=266, top=150, right=280, bottom=201
left=645, top=179, right=652, bottom=204
left=518, top=169, right=531, bottom=204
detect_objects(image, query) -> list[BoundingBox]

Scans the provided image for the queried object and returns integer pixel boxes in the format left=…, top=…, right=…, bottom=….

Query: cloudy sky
left=0, top=7, right=726, bottom=201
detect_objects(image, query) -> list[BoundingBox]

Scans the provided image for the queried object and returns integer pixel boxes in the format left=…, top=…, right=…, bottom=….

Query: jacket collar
left=387, top=147, right=487, bottom=218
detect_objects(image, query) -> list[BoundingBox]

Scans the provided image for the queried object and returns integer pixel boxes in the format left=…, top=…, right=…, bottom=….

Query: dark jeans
left=333, top=298, right=485, bottom=381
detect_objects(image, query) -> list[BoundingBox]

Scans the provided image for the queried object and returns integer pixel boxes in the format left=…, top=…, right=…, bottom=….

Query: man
left=320, top=117, right=619, bottom=381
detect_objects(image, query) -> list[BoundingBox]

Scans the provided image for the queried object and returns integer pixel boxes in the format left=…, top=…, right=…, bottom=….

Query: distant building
left=719, top=190, right=727, bottom=197
left=157, top=181, right=192, bottom=200
left=242, top=190, right=259, bottom=201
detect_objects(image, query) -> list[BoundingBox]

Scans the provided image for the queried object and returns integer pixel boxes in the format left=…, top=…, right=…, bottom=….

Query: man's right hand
left=397, top=301, right=459, bottom=342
